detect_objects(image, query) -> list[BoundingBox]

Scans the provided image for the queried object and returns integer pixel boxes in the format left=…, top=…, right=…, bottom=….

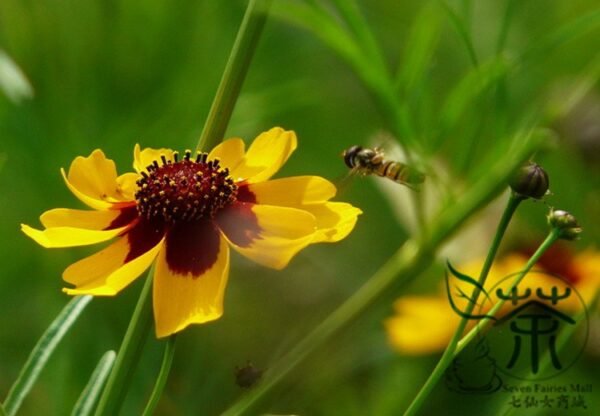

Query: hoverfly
left=342, top=145, right=425, bottom=189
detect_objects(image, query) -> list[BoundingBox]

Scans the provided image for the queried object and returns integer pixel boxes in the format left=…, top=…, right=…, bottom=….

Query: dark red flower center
left=134, top=150, right=237, bottom=223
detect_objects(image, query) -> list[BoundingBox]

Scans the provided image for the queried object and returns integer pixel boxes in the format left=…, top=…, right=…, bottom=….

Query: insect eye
left=343, top=145, right=361, bottom=168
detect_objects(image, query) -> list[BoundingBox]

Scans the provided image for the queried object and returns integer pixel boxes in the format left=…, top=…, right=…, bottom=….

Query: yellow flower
left=385, top=244, right=600, bottom=355
left=22, top=127, right=362, bottom=338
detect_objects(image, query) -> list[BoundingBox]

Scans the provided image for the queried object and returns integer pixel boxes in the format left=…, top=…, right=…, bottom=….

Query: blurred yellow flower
left=385, top=244, right=600, bottom=355
left=22, top=127, right=362, bottom=338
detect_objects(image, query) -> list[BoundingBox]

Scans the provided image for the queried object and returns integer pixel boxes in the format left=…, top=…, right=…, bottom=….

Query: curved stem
left=94, top=270, right=154, bottom=416
left=142, top=336, right=177, bottom=416
left=456, top=228, right=561, bottom=354
left=403, top=193, right=522, bottom=416
left=196, top=0, right=272, bottom=151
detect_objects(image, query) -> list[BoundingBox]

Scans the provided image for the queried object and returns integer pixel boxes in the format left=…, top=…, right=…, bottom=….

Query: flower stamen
left=135, top=152, right=237, bottom=223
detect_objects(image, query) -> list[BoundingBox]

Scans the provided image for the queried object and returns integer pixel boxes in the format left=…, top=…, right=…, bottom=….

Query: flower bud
left=509, top=161, right=549, bottom=199
left=548, top=209, right=582, bottom=240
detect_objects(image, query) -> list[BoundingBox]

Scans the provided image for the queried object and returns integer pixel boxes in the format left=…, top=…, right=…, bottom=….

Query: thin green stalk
left=456, top=228, right=561, bottom=354
left=438, top=0, right=479, bottom=67
left=141, top=336, right=177, bottom=416
left=220, top=133, right=543, bottom=416
left=495, top=0, right=516, bottom=56
left=197, top=0, right=272, bottom=152
left=71, top=351, right=117, bottom=416
left=94, top=271, right=154, bottom=416
left=403, top=193, right=523, bottom=416
left=3, top=295, right=92, bottom=416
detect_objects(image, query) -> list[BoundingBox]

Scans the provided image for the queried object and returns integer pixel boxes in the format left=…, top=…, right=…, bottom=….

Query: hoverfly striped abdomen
left=377, top=161, right=425, bottom=186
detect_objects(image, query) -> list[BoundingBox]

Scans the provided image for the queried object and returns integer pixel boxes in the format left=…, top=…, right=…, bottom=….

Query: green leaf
left=71, top=351, right=116, bottom=416
left=2, top=296, right=93, bottom=416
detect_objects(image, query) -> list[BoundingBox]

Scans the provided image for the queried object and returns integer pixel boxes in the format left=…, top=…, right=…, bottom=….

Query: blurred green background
left=1, top=0, right=599, bottom=415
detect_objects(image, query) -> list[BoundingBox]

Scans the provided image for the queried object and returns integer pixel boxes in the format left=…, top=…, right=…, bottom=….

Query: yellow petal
left=385, top=296, right=459, bottom=355
left=39, top=206, right=137, bottom=230
left=229, top=127, right=297, bottom=183
left=61, top=168, right=113, bottom=210
left=133, top=144, right=174, bottom=173
left=63, top=221, right=165, bottom=295
left=116, top=172, right=140, bottom=201
left=303, top=202, right=362, bottom=243
left=240, top=176, right=336, bottom=205
left=217, top=203, right=317, bottom=269
left=207, top=138, right=246, bottom=171
left=63, top=150, right=133, bottom=210
left=21, top=223, right=129, bottom=248
left=238, top=178, right=361, bottom=244
left=153, top=234, right=230, bottom=338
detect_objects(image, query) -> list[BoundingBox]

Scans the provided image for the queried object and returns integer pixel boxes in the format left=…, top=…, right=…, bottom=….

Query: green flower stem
left=91, top=2, right=271, bottom=413
left=141, top=336, right=177, bottom=416
left=221, top=134, right=543, bottom=416
left=403, top=193, right=523, bottom=416
left=456, top=227, right=561, bottom=355
left=196, top=0, right=272, bottom=152
left=3, top=295, right=92, bottom=416
left=94, top=271, right=154, bottom=416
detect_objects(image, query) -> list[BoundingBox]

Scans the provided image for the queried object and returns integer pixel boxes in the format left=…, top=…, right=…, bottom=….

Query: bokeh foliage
left=1, top=0, right=599, bottom=414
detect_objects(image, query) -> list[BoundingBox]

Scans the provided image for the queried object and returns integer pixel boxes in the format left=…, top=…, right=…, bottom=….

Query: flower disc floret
left=135, top=150, right=238, bottom=223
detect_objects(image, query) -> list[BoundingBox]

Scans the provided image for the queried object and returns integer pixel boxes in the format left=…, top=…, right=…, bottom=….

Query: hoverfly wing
left=335, top=165, right=363, bottom=195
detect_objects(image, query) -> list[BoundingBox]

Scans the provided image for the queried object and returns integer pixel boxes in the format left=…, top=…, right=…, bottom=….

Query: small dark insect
left=235, top=362, right=264, bottom=388
left=342, top=145, right=425, bottom=189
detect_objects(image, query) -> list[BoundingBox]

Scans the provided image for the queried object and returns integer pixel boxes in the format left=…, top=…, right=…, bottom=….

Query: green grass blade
left=271, top=1, right=364, bottom=73
left=519, top=8, right=600, bottom=68
left=545, top=54, right=600, bottom=122
left=437, top=0, right=478, bottom=67
left=435, top=57, right=508, bottom=145
left=329, top=0, right=389, bottom=74
left=71, top=351, right=117, bottom=416
left=495, top=0, right=517, bottom=55
left=2, top=295, right=93, bottom=416
left=395, top=3, right=442, bottom=93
